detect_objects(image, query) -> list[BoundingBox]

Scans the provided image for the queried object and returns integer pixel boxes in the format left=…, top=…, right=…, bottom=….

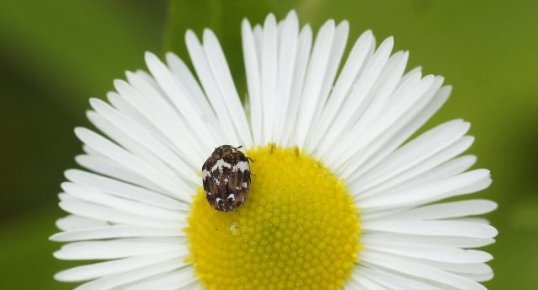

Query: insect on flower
left=202, top=145, right=251, bottom=212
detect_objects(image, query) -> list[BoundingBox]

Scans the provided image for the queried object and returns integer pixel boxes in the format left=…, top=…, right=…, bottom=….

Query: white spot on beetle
left=234, top=161, right=249, bottom=172
left=211, top=159, right=232, bottom=172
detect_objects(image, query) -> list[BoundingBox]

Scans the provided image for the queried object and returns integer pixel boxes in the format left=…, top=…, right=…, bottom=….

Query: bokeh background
left=1, top=0, right=537, bottom=289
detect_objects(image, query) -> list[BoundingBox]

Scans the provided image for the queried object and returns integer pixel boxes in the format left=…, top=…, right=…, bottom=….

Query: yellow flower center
left=185, top=145, right=361, bottom=290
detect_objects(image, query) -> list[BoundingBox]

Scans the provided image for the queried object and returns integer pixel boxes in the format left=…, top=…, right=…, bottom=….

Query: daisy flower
left=51, top=11, right=497, bottom=290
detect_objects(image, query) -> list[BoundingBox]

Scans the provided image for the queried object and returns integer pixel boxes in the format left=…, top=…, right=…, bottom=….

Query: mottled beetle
left=202, top=145, right=251, bottom=212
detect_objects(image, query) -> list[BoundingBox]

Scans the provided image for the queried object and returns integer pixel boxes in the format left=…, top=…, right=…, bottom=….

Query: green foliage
left=1, top=0, right=537, bottom=288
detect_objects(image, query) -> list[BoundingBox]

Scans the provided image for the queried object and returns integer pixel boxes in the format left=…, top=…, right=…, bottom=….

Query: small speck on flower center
left=185, top=145, right=361, bottom=290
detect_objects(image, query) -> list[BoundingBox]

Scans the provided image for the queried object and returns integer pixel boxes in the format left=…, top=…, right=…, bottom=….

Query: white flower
left=52, top=11, right=497, bottom=290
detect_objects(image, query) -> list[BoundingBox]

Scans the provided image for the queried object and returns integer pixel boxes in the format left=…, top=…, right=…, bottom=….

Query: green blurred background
left=1, top=0, right=536, bottom=289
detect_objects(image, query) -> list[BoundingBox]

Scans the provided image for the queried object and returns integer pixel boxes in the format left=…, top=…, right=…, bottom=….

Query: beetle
left=202, top=145, right=251, bottom=212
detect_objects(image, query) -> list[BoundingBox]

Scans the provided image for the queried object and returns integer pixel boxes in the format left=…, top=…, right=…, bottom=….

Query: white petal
left=315, top=36, right=394, bottom=159
left=119, top=73, right=210, bottom=164
left=386, top=199, right=497, bottom=221
left=303, top=21, right=349, bottom=149
left=334, top=80, right=449, bottom=180
left=362, top=232, right=495, bottom=249
left=356, top=266, right=439, bottom=290
left=144, top=52, right=220, bottom=147
left=74, top=258, right=185, bottom=290
left=308, top=30, right=375, bottom=151
left=281, top=25, right=313, bottom=146
left=65, top=169, right=187, bottom=211
left=355, top=149, right=475, bottom=199
left=347, top=270, right=386, bottom=290
left=353, top=120, right=471, bottom=195
left=325, top=49, right=409, bottom=162
left=185, top=31, right=242, bottom=145
left=242, top=19, right=263, bottom=144
left=272, top=11, right=299, bottom=144
left=75, top=153, right=157, bottom=191
left=362, top=251, right=486, bottom=290
left=74, top=127, right=192, bottom=202
left=50, top=225, right=182, bottom=242
left=359, top=155, right=478, bottom=208
left=59, top=199, right=181, bottom=228
left=88, top=99, right=199, bottom=185
left=54, top=239, right=186, bottom=260
left=331, top=74, right=440, bottom=175
left=201, top=29, right=252, bottom=146
left=54, top=253, right=183, bottom=282
left=56, top=215, right=108, bottom=231
left=259, top=13, right=279, bottom=143
left=86, top=110, right=191, bottom=188
left=392, top=155, right=478, bottom=191
left=123, top=267, right=198, bottom=290
left=363, top=220, right=498, bottom=239
left=360, top=169, right=492, bottom=210
left=61, top=182, right=183, bottom=221
left=363, top=242, right=493, bottom=264
left=165, top=52, right=218, bottom=128
left=295, top=19, right=337, bottom=147
left=422, top=260, right=493, bottom=277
